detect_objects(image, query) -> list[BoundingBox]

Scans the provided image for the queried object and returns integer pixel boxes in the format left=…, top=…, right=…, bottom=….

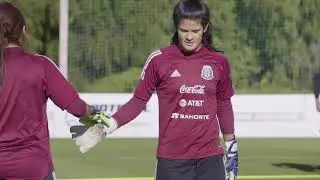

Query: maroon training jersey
left=114, top=44, right=234, bottom=159
left=0, top=47, right=79, bottom=179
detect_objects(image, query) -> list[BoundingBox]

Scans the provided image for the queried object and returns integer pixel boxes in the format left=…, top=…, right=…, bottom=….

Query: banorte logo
left=179, top=84, right=205, bottom=94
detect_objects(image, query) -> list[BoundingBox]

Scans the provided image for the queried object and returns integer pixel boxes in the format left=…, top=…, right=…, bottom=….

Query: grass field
left=51, top=138, right=320, bottom=180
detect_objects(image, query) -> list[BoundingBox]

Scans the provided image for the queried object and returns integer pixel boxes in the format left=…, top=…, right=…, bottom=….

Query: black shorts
left=155, top=155, right=225, bottom=180
left=44, top=170, right=55, bottom=180
left=0, top=170, right=55, bottom=180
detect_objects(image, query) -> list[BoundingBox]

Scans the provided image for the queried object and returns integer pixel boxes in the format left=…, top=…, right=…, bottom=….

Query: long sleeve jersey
left=113, top=44, right=235, bottom=159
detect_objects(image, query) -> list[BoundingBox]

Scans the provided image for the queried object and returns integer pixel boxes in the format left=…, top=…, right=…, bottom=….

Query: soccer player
left=73, top=0, right=238, bottom=179
left=0, top=2, right=99, bottom=179
left=314, top=72, right=320, bottom=112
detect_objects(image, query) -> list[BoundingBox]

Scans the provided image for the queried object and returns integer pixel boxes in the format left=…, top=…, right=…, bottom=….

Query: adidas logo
left=170, top=69, right=181, bottom=77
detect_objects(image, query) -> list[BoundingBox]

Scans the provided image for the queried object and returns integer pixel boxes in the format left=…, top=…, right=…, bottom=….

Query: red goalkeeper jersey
left=0, top=47, right=80, bottom=179
left=113, top=44, right=235, bottom=159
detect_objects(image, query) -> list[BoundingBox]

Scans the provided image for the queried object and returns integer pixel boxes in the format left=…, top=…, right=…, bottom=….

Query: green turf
left=51, top=138, right=320, bottom=179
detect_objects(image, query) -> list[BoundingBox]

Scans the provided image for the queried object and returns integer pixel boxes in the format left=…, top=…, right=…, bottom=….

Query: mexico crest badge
left=201, top=65, right=214, bottom=80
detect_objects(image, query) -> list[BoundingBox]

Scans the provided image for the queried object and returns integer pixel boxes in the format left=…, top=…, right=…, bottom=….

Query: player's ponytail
left=0, top=2, right=26, bottom=89
left=0, top=21, right=7, bottom=89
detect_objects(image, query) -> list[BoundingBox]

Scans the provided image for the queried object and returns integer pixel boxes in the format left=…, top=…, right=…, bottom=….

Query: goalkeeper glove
left=70, top=109, right=118, bottom=153
left=225, top=139, right=238, bottom=180
left=77, top=106, right=104, bottom=126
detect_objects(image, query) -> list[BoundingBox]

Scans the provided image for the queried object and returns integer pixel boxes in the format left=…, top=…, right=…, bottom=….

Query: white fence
left=47, top=94, right=320, bottom=138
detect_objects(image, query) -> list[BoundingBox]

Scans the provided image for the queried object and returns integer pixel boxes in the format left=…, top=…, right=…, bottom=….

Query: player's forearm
left=66, top=97, right=89, bottom=118
left=111, top=96, right=147, bottom=127
left=223, top=133, right=235, bottom=141
left=217, top=99, right=235, bottom=135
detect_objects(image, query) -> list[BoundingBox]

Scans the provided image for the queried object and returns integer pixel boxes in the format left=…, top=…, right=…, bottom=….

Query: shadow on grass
left=273, top=162, right=320, bottom=172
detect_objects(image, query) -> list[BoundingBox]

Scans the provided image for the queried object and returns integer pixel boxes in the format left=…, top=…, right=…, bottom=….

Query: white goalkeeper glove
left=225, top=139, right=238, bottom=180
left=70, top=112, right=118, bottom=153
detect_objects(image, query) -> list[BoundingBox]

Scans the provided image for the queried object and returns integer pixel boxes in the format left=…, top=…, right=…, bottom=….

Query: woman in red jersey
left=0, top=2, right=99, bottom=180
left=72, top=0, right=239, bottom=180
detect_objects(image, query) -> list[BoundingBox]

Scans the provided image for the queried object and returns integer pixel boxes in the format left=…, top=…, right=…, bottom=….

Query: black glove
left=70, top=106, right=100, bottom=139
left=70, top=125, right=90, bottom=139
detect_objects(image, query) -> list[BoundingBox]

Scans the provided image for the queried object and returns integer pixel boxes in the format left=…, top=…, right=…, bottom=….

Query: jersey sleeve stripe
left=140, top=50, right=162, bottom=80
left=34, top=54, right=62, bottom=73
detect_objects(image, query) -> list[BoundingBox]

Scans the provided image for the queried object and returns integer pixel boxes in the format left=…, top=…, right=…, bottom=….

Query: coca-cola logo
left=179, top=84, right=205, bottom=94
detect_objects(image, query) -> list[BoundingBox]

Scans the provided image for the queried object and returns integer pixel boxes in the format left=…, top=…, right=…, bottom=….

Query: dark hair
left=171, top=0, right=221, bottom=52
left=0, top=2, right=25, bottom=88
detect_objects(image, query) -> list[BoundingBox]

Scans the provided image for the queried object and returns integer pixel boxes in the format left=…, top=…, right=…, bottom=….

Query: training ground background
left=51, top=138, right=320, bottom=180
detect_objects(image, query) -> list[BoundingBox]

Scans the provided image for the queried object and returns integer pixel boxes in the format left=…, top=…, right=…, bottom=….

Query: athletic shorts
left=0, top=169, right=55, bottom=180
left=155, top=155, right=225, bottom=180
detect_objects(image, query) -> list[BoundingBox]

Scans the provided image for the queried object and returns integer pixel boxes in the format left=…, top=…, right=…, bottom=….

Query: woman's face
left=177, top=19, right=207, bottom=53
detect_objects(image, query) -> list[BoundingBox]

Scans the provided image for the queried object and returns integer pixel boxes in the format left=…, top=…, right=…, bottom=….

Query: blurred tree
left=3, top=0, right=60, bottom=63
left=2, top=0, right=319, bottom=93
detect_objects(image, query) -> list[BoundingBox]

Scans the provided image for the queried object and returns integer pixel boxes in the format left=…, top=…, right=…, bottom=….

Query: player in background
left=313, top=72, right=320, bottom=112
left=0, top=2, right=102, bottom=179
left=71, top=0, right=238, bottom=179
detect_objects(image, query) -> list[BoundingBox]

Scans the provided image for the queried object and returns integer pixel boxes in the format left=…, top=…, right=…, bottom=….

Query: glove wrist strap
left=225, top=139, right=238, bottom=157
left=103, top=117, right=119, bottom=135
left=89, top=106, right=100, bottom=115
